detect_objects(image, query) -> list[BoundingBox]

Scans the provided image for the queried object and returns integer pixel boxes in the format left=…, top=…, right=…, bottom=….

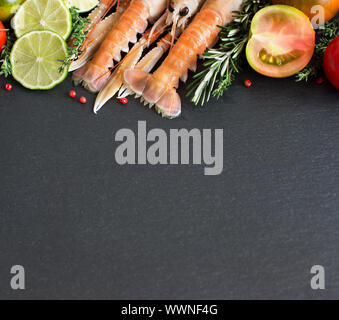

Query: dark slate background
left=0, top=63, right=338, bottom=299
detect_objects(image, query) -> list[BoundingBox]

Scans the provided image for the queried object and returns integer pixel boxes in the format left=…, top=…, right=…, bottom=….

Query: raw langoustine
left=93, top=27, right=170, bottom=113
left=72, top=0, right=168, bottom=92
left=93, top=0, right=206, bottom=113
left=124, top=0, right=244, bottom=118
left=69, top=0, right=133, bottom=71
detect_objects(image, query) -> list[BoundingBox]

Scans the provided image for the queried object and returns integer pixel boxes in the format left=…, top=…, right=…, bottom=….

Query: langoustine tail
left=124, top=70, right=181, bottom=118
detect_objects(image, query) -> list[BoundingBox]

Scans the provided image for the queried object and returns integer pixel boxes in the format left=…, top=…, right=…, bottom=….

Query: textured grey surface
left=0, top=66, right=338, bottom=299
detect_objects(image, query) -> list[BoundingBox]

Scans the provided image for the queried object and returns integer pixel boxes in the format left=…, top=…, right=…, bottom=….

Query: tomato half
left=272, top=0, right=339, bottom=23
left=246, top=5, right=315, bottom=78
left=0, top=21, right=6, bottom=52
left=323, top=36, right=339, bottom=90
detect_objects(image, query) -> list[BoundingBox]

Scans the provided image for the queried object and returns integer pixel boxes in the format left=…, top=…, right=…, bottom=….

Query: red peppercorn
left=316, top=77, right=324, bottom=85
left=120, top=97, right=128, bottom=105
left=79, top=96, right=87, bottom=104
left=5, top=83, right=12, bottom=91
left=244, top=79, right=252, bottom=87
left=69, top=90, right=76, bottom=98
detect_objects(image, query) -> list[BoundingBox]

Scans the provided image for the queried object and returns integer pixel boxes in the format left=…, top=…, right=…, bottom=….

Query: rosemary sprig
left=296, top=18, right=339, bottom=82
left=0, top=31, right=15, bottom=77
left=59, top=7, right=90, bottom=73
left=187, top=0, right=271, bottom=106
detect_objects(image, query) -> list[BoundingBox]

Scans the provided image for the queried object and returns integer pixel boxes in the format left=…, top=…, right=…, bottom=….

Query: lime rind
left=10, top=30, right=69, bottom=90
left=13, top=0, right=72, bottom=40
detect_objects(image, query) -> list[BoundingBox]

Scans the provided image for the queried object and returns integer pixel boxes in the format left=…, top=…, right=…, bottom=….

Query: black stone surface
left=0, top=64, right=338, bottom=299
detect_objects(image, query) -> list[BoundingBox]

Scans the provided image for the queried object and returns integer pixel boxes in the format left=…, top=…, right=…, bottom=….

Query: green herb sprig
left=59, top=7, right=90, bottom=73
left=296, top=18, right=339, bottom=82
left=187, top=0, right=271, bottom=106
left=0, top=31, right=15, bottom=77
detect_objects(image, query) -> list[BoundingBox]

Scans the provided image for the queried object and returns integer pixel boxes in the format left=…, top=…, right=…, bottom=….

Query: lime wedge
left=11, top=30, right=69, bottom=90
left=66, top=0, right=99, bottom=13
left=13, top=0, right=72, bottom=39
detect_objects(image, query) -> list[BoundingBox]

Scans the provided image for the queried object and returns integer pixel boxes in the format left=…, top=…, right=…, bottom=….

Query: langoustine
left=69, top=0, right=133, bottom=72
left=93, top=0, right=206, bottom=113
left=124, top=0, right=244, bottom=118
left=117, top=32, right=173, bottom=100
left=72, top=0, right=168, bottom=92
left=93, top=27, right=170, bottom=113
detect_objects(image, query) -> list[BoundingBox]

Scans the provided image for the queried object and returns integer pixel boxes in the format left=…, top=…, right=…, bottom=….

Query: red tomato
left=0, top=21, right=6, bottom=52
left=246, top=5, right=315, bottom=78
left=323, top=36, right=339, bottom=90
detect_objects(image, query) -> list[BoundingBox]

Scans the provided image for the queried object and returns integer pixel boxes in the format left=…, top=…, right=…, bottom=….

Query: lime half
left=13, top=0, right=72, bottom=39
left=66, top=0, right=99, bottom=13
left=11, top=30, right=69, bottom=90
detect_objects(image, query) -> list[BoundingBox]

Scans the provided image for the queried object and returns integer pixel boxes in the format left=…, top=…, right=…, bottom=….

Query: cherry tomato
left=272, top=0, right=339, bottom=24
left=0, top=21, right=6, bottom=52
left=323, top=36, right=339, bottom=90
left=246, top=5, right=315, bottom=78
